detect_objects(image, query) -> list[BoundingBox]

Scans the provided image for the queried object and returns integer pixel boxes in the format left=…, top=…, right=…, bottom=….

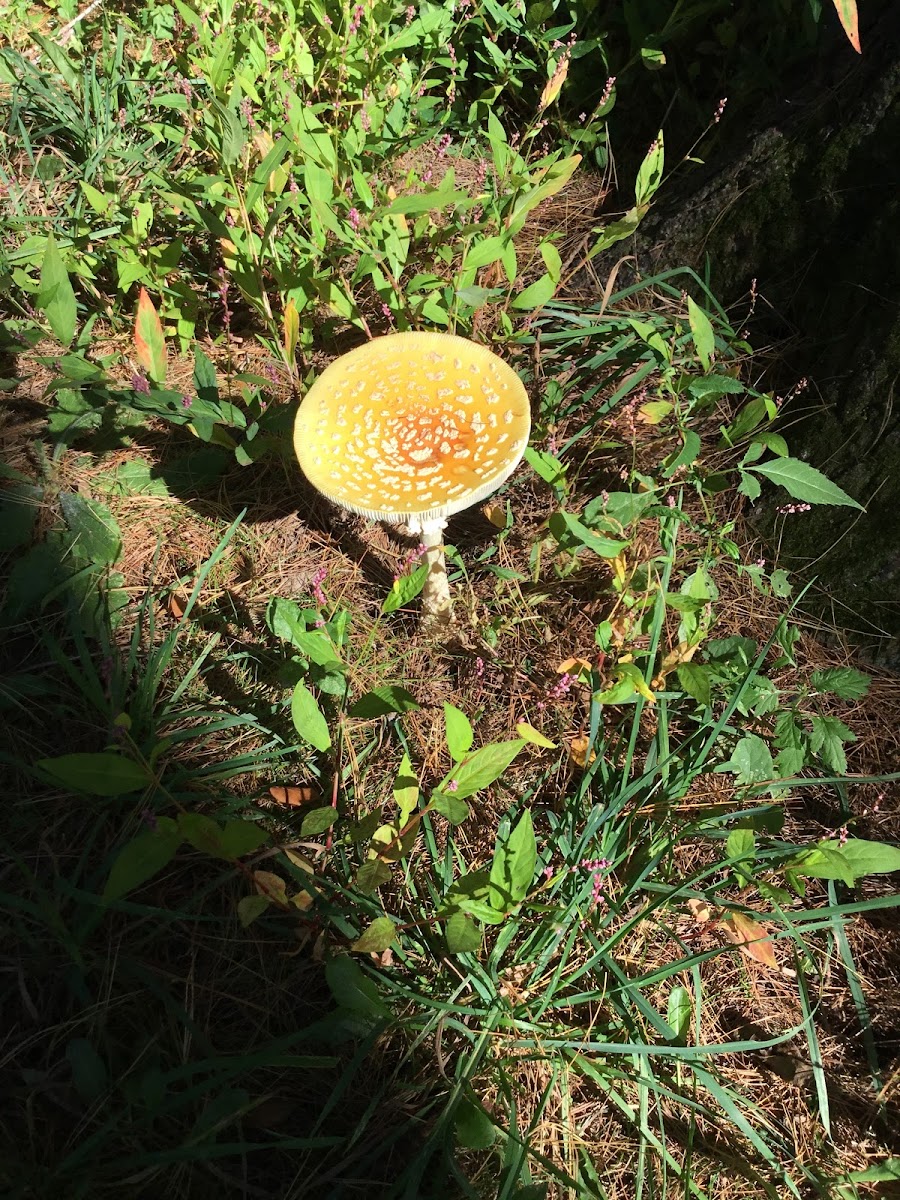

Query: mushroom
left=293, top=331, right=531, bottom=624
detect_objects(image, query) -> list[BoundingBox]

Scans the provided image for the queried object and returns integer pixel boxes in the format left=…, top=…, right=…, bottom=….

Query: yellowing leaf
left=283, top=298, right=299, bottom=363
left=134, top=287, right=167, bottom=384
left=639, top=400, right=674, bottom=425
left=831, top=0, right=860, bottom=52
left=252, top=869, right=288, bottom=906
left=483, top=502, right=507, bottom=529
left=539, top=54, right=570, bottom=110
left=569, top=736, right=596, bottom=768
left=687, top=898, right=713, bottom=923
left=516, top=722, right=557, bottom=749
left=557, top=656, right=592, bottom=680
left=658, top=641, right=700, bottom=679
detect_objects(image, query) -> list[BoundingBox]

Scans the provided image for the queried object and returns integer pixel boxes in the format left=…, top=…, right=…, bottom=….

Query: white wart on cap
left=293, top=331, right=531, bottom=524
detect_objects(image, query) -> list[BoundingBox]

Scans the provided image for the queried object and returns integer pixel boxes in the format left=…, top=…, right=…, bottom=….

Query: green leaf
left=178, top=812, right=230, bottom=859
left=489, top=809, right=537, bottom=909
left=664, top=428, right=701, bottom=477
left=687, top=374, right=744, bottom=401
left=66, top=1038, right=108, bottom=1102
left=134, top=287, right=167, bottom=385
left=39, top=752, right=152, bottom=796
left=444, top=702, right=474, bottom=762
left=718, top=735, right=774, bottom=787
left=810, top=666, right=870, bottom=700
left=549, top=510, right=628, bottom=559
left=219, top=819, right=269, bottom=860
left=687, top=297, right=715, bottom=371
left=748, top=457, right=864, bottom=510
left=455, top=1097, right=496, bottom=1149
left=59, top=493, right=122, bottom=565
left=839, top=839, right=900, bottom=878
left=524, top=446, right=567, bottom=487
left=677, top=663, right=711, bottom=707
left=103, top=819, right=181, bottom=900
left=351, top=916, right=397, bottom=953
left=291, top=682, right=331, bottom=752
left=634, top=131, right=664, bottom=207
left=301, top=806, right=337, bottom=836
left=510, top=271, right=557, bottom=311
left=431, top=791, right=470, bottom=824
left=737, top=471, right=761, bottom=501
left=356, top=860, right=392, bottom=894
left=393, top=753, right=419, bottom=825
left=382, top=564, right=428, bottom=613
left=583, top=490, right=652, bottom=529
left=349, top=686, right=419, bottom=718
left=442, top=739, right=525, bottom=800
left=792, top=846, right=856, bottom=887
left=464, top=234, right=509, bottom=270
left=445, top=911, right=482, bottom=954
left=666, top=985, right=691, bottom=1042
left=809, top=714, right=855, bottom=774
left=847, top=1159, right=900, bottom=1184
left=238, top=894, right=270, bottom=927
left=769, top=568, right=792, bottom=597
left=727, top=827, right=756, bottom=862
left=38, top=234, right=77, bottom=346
left=325, top=955, right=390, bottom=1018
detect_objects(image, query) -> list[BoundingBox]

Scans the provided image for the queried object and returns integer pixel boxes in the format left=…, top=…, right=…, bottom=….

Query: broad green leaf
left=687, top=297, right=715, bottom=371
left=382, top=564, right=428, bottom=613
left=349, top=686, right=419, bottom=718
left=549, top=510, right=628, bottom=559
left=666, top=985, right=692, bottom=1042
left=847, top=1159, right=900, bottom=1183
left=219, top=819, right=269, bottom=860
left=524, top=446, right=566, bottom=487
left=748, top=457, right=864, bottom=509
left=809, top=714, right=855, bottom=774
left=38, top=234, right=77, bottom=346
left=455, top=1097, right=496, bottom=1149
left=393, top=753, right=419, bottom=825
left=291, top=681, right=331, bottom=751
left=793, top=846, right=856, bottom=887
left=178, top=812, right=232, bottom=859
left=508, top=153, right=581, bottom=234
left=677, top=663, right=711, bottom=707
left=515, top=722, right=557, bottom=749
left=809, top=666, right=870, bottom=700
left=385, top=188, right=469, bottom=215
left=442, top=739, right=525, bottom=800
left=431, top=791, right=470, bottom=824
left=325, top=955, right=390, bottom=1018
left=351, top=916, right=397, bottom=953
left=238, top=893, right=271, bottom=927
left=290, top=629, right=342, bottom=667
left=301, top=806, right=337, bottom=836
left=727, top=827, right=756, bottom=862
left=838, top=838, right=900, bottom=878
left=66, top=1038, right=108, bottom=1101
left=103, top=819, right=180, bottom=899
left=510, top=271, right=557, bottom=310
left=464, top=234, right=508, bottom=270
left=134, top=287, right=167, bottom=384
left=445, top=911, right=482, bottom=954
left=688, top=374, right=744, bottom=401
left=444, top=702, right=474, bottom=762
left=718, top=735, right=774, bottom=787
left=39, top=752, right=152, bottom=796
left=664, top=429, right=701, bottom=477
left=489, top=809, right=537, bottom=909
left=60, top=493, right=122, bottom=565
left=634, top=131, right=664, bottom=206
left=356, top=860, right=392, bottom=894
left=583, top=490, right=652, bottom=529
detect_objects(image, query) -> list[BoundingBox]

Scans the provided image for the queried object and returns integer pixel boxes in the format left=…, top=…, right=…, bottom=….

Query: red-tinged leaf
left=134, top=288, right=167, bottom=384
left=831, top=0, right=861, bottom=52
left=722, top=911, right=778, bottom=969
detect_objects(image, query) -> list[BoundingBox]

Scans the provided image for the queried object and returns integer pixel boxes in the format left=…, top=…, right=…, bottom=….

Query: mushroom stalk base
left=410, top=516, right=453, bottom=624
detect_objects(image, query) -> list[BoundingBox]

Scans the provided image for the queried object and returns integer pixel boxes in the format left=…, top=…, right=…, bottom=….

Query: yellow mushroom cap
left=293, top=331, right=531, bottom=523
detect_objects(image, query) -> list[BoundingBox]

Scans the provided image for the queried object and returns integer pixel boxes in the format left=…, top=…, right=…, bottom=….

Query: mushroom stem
left=410, top=516, right=453, bottom=624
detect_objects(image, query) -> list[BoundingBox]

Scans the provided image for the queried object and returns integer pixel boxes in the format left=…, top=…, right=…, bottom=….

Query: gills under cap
left=293, top=331, right=531, bottom=523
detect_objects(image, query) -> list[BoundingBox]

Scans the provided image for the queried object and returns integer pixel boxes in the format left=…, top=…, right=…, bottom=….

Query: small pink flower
left=446, top=780, right=459, bottom=793
left=131, top=373, right=150, bottom=394
left=348, top=207, right=361, bottom=230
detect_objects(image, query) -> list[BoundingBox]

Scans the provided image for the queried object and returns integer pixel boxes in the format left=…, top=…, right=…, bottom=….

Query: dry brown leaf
left=482, top=502, right=507, bottom=529
left=282, top=848, right=315, bottom=874
left=558, top=656, right=592, bottom=678
left=687, top=898, right=713, bottom=923
left=169, top=591, right=187, bottom=618
left=720, top=911, right=778, bottom=969
left=658, top=641, right=700, bottom=679
left=290, top=889, right=314, bottom=912
left=569, top=736, right=597, bottom=768
left=269, top=784, right=318, bottom=808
